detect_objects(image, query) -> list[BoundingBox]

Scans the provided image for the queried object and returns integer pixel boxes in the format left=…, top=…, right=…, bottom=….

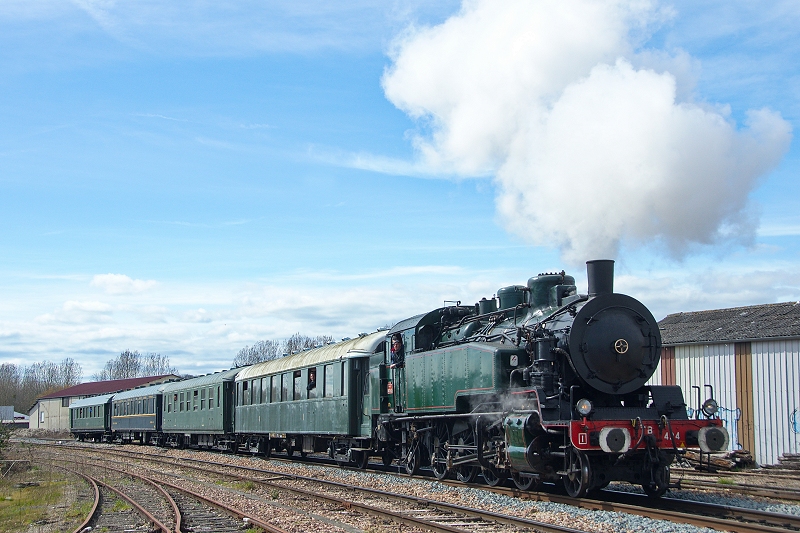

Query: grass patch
left=111, top=498, right=132, bottom=512
left=66, top=499, right=94, bottom=520
left=231, top=480, right=256, bottom=491
left=0, top=477, right=65, bottom=532
left=245, top=528, right=265, bottom=533
left=717, top=477, right=735, bottom=485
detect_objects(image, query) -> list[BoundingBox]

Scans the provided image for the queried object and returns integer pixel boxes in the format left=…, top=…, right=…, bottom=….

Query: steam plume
left=382, top=0, right=792, bottom=262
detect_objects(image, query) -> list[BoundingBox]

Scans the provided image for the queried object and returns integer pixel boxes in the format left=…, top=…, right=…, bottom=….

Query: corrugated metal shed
left=236, top=332, right=385, bottom=381
left=69, top=393, right=116, bottom=409
left=653, top=301, right=800, bottom=465
left=162, top=368, right=241, bottom=393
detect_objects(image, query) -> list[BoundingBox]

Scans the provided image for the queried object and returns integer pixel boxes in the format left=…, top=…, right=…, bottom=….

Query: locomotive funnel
left=587, top=259, right=614, bottom=296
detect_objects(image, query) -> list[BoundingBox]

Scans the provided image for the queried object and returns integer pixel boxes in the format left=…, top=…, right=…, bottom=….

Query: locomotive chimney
left=586, top=259, right=614, bottom=297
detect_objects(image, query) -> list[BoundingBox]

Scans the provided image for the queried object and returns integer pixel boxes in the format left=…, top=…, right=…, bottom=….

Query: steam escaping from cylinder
left=382, top=0, right=792, bottom=263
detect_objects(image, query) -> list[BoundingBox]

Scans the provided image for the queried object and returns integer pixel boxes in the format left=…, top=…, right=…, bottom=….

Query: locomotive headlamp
left=701, top=398, right=718, bottom=417
left=576, top=398, right=593, bottom=416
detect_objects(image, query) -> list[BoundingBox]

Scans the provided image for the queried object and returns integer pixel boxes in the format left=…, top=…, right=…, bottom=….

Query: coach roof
left=236, top=331, right=385, bottom=381
left=112, top=383, right=167, bottom=401
left=162, top=368, right=241, bottom=393
left=69, top=393, right=115, bottom=409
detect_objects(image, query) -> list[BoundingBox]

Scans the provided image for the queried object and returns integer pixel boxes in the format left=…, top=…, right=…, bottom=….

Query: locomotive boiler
left=377, top=260, right=729, bottom=497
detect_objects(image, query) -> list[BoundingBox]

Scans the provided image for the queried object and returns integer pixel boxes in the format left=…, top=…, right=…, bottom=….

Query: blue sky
left=1, top=1, right=798, bottom=378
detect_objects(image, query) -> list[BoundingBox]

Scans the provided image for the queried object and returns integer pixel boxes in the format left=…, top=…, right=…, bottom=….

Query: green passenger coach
left=235, top=332, right=385, bottom=466
left=69, top=393, right=115, bottom=442
left=111, top=384, right=165, bottom=444
left=161, top=368, right=240, bottom=450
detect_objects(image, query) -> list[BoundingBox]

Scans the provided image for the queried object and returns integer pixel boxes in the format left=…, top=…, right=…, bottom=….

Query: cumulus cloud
left=91, top=273, right=157, bottom=294
left=36, top=300, right=114, bottom=325
left=382, top=0, right=792, bottom=263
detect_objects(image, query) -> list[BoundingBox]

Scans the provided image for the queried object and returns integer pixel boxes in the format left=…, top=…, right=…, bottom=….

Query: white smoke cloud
left=382, top=0, right=792, bottom=263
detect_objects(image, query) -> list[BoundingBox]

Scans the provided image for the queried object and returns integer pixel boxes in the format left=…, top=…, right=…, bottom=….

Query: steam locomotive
left=372, top=259, right=728, bottom=497
left=71, top=260, right=729, bottom=498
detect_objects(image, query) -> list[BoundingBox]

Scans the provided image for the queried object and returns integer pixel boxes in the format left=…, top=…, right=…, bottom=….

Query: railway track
left=32, top=442, right=800, bottom=533
left=39, top=445, right=597, bottom=533
left=56, top=460, right=285, bottom=532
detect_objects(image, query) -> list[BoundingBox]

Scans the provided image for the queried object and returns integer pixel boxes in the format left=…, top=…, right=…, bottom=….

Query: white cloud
left=382, top=0, right=792, bottom=264
left=91, top=274, right=157, bottom=295
left=35, top=300, right=113, bottom=325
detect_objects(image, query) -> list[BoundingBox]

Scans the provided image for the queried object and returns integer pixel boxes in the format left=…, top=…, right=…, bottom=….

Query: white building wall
left=28, top=398, right=72, bottom=431
left=646, top=362, right=662, bottom=386
left=751, top=339, right=800, bottom=465
left=672, top=344, right=739, bottom=453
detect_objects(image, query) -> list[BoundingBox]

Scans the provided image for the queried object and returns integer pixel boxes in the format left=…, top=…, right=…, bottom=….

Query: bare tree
left=233, top=333, right=335, bottom=367
left=93, top=350, right=176, bottom=381
left=285, top=333, right=334, bottom=355
left=0, top=359, right=82, bottom=413
left=142, top=352, right=177, bottom=376
left=59, top=358, right=82, bottom=388
left=233, top=340, right=281, bottom=367
left=0, top=364, right=21, bottom=408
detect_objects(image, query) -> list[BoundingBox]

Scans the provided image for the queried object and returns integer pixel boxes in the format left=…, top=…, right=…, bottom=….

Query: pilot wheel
left=564, top=447, right=591, bottom=498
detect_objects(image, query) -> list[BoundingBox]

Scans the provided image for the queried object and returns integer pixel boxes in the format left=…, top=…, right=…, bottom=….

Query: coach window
left=207, top=387, right=213, bottom=409
left=193, top=390, right=198, bottom=410
left=251, top=379, right=259, bottom=404
left=307, top=368, right=317, bottom=399
left=324, top=364, right=334, bottom=397
left=270, top=376, right=278, bottom=403
left=293, top=370, right=302, bottom=400
left=217, top=385, right=221, bottom=408
left=282, top=373, right=288, bottom=401
left=261, top=377, right=269, bottom=403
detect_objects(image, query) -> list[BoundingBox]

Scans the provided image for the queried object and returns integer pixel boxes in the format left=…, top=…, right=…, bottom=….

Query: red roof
left=38, top=375, right=179, bottom=400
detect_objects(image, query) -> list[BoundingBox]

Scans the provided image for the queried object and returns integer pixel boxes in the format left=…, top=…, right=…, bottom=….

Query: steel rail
left=144, top=452, right=596, bottom=533
left=677, top=479, right=800, bottom=502
left=58, top=446, right=594, bottom=533
left=92, top=474, right=172, bottom=532
left=150, top=475, right=290, bottom=533
left=42, top=442, right=800, bottom=533
left=64, top=468, right=101, bottom=533
left=60, top=456, right=295, bottom=533
left=673, top=466, right=800, bottom=480
left=76, top=461, right=184, bottom=533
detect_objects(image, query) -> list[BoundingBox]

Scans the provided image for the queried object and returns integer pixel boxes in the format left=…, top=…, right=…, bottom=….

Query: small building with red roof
left=28, top=374, right=180, bottom=431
